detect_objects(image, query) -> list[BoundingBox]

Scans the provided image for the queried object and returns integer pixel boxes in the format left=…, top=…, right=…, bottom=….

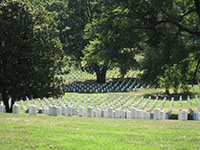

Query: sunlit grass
left=0, top=113, right=200, bottom=150
left=1, top=82, right=200, bottom=149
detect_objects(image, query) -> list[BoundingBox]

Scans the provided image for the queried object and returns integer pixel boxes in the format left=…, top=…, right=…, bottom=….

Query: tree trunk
left=2, top=89, right=10, bottom=113
left=1, top=87, right=14, bottom=113
left=95, top=65, right=107, bottom=83
left=165, top=89, right=170, bottom=95
left=192, top=58, right=200, bottom=85
left=9, top=98, right=15, bottom=113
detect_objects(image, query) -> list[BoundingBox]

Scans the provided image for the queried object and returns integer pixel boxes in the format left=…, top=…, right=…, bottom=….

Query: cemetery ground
left=0, top=112, right=200, bottom=150
left=0, top=86, right=200, bottom=150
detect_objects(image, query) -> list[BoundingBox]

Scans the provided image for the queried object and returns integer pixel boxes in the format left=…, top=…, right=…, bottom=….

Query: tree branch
left=180, top=9, right=196, bottom=19
left=155, top=20, right=200, bottom=36
left=192, top=58, right=200, bottom=85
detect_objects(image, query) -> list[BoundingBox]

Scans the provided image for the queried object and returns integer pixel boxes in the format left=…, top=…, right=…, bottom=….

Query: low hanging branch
left=154, top=0, right=200, bottom=36
left=155, top=20, right=200, bottom=36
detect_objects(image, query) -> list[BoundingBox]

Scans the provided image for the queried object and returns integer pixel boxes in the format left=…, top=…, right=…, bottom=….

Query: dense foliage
left=0, top=0, right=64, bottom=112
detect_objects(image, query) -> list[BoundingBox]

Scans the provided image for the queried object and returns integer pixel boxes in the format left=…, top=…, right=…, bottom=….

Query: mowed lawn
left=0, top=113, right=200, bottom=150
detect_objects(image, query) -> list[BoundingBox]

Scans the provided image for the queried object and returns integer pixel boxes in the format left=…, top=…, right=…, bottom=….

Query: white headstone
left=57, top=107, right=62, bottom=115
left=105, top=107, right=113, bottom=118
left=79, top=107, right=84, bottom=117
left=61, top=106, right=66, bottom=116
left=29, top=105, right=37, bottom=115
left=45, top=107, right=49, bottom=115
left=178, top=110, right=188, bottom=121
left=143, top=111, right=150, bottom=119
left=178, top=111, right=182, bottom=120
left=12, top=103, right=19, bottom=114
left=72, top=108, right=75, bottom=116
left=120, top=110, right=126, bottom=119
left=126, top=110, right=131, bottom=119
left=0, top=103, right=5, bottom=113
left=137, top=109, right=144, bottom=119
left=49, top=106, right=58, bottom=116
left=87, top=107, right=93, bottom=117
left=130, top=107, right=138, bottom=119
left=196, top=112, right=200, bottom=121
left=66, top=106, right=72, bottom=116
left=96, top=108, right=103, bottom=118
left=154, top=108, right=161, bottom=120
left=93, top=111, right=96, bottom=117
left=160, top=110, right=166, bottom=120
left=42, top=107, right=47, bottom=115
left=114, top=109, right=121, bottom=118
left=103, top=110, right=107, bottom=118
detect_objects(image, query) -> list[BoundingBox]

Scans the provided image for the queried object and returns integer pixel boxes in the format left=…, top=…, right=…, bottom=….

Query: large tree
left=139, top=0, right=200, bottom=92
left=47, top=0, right=115, bottom=83
left=82, top=0, right=145, bottom=83
left=83, top=0, right=200, bottom=86
left=0, top=0, right=64, bottom=112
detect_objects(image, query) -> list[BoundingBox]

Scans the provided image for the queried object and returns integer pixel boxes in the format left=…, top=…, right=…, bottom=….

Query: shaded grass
left=0, top=113, right=200, bottom=150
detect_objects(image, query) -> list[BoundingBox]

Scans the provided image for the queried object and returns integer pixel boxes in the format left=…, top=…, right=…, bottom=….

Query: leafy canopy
left=0, top=0, right=64, bottom=111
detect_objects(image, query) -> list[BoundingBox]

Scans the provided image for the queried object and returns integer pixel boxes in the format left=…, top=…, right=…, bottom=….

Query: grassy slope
left=0, top=113, right=200, bottom=150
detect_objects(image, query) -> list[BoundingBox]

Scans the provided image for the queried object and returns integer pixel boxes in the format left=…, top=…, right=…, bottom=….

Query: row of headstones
left=24, top=96, right=174, bottom=116
left=178, top=110, right=200, bottom=121
left=0, top=103, right=20, bottom=114
left=26, top=95, right=198, bottom=116
left=67, top=68, right=200, bottom=93
left=65, top=79, right=136, bottom=93
left=177, top=95, right=200, bottom=121
left=66, top=75, right=199, bottom=93
left=1, top=101, right=200, bottom=121
left=63, top=95, right=159, bottom=112
left=65, top=79, right=154, bottom=93
left=1, top=94, right=200, bottom=118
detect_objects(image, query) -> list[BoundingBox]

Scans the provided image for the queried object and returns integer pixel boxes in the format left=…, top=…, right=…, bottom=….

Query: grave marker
left=87, top=107, right=93, bottom=117
left=12, top=103, right=19, bottom=114
left=178, top=110, right=188, bottom=121
left=29, top=105, right=37, bottom=115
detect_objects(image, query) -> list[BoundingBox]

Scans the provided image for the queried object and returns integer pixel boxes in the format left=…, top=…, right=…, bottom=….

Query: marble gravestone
left=79, top=107, right=84, bottom=117
left=96, top=108, right=103, bottom=118
left=12, top=103, right=20, bottom=114
left=29, top=105, right=37, bottom=115
left=49, top=106, right=58, bottom=116
left=178, top=110, right=188, bottom=121
left=87, top=107, right=93, bottom=117
left=61, top=106, right=66, bottom=116
left=154, top=108, right=160, bottom=120
left=130, top=107, right=138, bottom=119
left=66, top=106, right=72, bottom=116
left=0, top=103, right=5, bottom=113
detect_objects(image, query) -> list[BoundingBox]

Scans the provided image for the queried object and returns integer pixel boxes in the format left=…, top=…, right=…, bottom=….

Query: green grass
left=0, top=113, right=200, bottom=150
left=1, top=77, right=200, bottom=149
